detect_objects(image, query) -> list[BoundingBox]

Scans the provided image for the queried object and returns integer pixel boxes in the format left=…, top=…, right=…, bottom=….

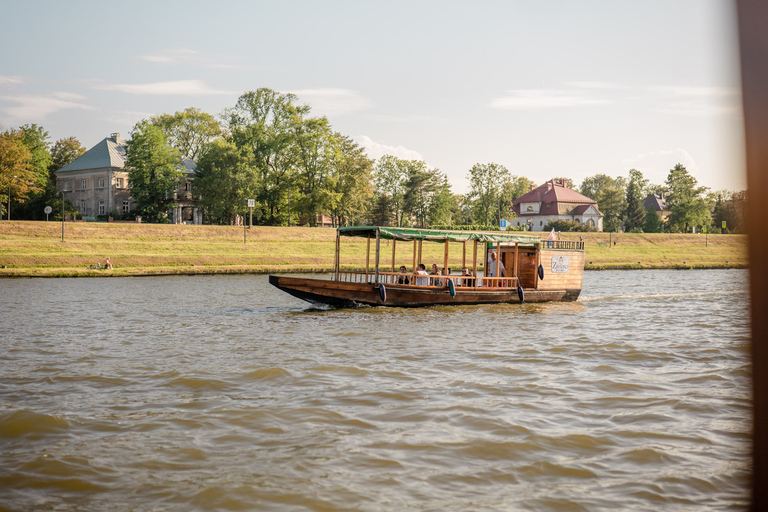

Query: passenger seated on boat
left=439, top=267, right=450, bottom=286
left=396, top=266, right=410, bottom=285
left=415, top=263, right=430, bottom=286
left=430, top=263, right=440, bottom=285
left=459, top=267, right=475, bottom=287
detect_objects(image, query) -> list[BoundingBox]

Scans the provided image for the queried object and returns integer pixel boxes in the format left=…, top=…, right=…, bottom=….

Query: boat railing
left=540, top=240, right=584, bottom=250
left=336, top=270, right=519, bottom=289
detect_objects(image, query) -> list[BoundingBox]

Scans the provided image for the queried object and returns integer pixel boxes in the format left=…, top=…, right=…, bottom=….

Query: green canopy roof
left=338, top=226, right=540, bottom=244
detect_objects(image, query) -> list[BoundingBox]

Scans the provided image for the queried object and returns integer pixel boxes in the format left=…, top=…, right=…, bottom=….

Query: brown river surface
left=0, top=270, right=751, bottom=511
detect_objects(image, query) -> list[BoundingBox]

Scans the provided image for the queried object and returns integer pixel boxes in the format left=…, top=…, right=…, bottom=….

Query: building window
left=62, top=181, right=68, bottom=191
left=81, top=179, right=87, bottom=190
left=540, top=221, right=543, bottom=226
left=98, top=177, right=105, bottom=189
left=80, top=201, right=87, bottom=214
left=526, top=206, right=533, bottom=212
left=116, top=178, right=124, bottom=188
left=99, top=201, right=105, bottom=215
left=123, top=201, right=130, bottom=213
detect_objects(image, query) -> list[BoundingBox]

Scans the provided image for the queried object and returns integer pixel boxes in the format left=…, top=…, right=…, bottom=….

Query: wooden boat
left=269, top=226, right=585, bottom=307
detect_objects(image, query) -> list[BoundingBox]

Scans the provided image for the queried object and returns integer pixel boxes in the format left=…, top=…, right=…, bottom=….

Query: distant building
left=643, top=193, right=670, bottom=222
left=55, top=133, right=200, bottom=224
left=512, top=179, right=603, bottom=231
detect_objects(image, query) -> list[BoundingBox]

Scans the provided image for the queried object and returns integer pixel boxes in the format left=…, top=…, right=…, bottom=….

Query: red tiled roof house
left=512, top=179, right=603, bottom=232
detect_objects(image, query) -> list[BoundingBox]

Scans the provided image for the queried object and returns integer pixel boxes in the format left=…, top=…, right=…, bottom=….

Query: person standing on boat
left=415, top=263, right=430, bottom=286
left=487, top=251, right=505, bottom=286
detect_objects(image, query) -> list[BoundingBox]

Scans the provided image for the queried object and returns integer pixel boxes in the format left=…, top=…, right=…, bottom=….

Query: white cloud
left=622, top=148, right=702, bottom=183
left=94, top=80, right=233, bottom=96
left=353, top=135, right=424, bottom=162
left=139, top=48, right=243, bottom=69
left=0, top=75, right=25, bottom=86
left=489, top=89, right=613, bottom=110
left=650, top=86, right=741, bottom=117
left=290, top=88, right=374, bottom=117
left=0, top=92, right=94, bottom=119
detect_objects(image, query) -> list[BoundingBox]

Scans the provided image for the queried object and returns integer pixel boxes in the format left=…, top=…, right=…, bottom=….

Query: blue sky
left=0, top=0, right=745, bottom=193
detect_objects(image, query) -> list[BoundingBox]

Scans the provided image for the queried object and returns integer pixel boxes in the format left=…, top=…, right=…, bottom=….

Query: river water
left=0, top=270, right=751, bottom=511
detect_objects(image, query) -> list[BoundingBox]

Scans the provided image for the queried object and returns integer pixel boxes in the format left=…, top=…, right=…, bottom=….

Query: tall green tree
left=126, top=121, right=185, bottom=223
left=402, top=161, right=452, bottom=228
left=225, top=88, right=311, bottom=224
left=643, top=204, right=662, bottom=233
left=292, top=117, right=340, bottom=226
left=467, top=162, right=511, bottom=225
left=151, top=107, right=221, bottom=161
left=327, top=134, right=373, bottom=227
left=194, top=139, right=259, bottom=224
left=665, top=163, right=709, bottom=232
left=374, top=155, right=410, bottom=227
left=624, top=168, right=648, bottom=231
left=50, top=136, right=86, bottom=171
left=711, top=189, right=746, bottom=234
left=18, top=124, right=52, bottom=186
left=580, top=174, right=627, bottom=232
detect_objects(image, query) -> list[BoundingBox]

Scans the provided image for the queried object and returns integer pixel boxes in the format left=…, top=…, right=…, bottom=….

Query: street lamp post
left=7, top=175, right=17, bottom=221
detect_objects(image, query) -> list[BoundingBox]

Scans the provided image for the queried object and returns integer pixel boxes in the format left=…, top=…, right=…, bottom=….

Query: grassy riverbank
left=0, top=221, right=747, bottom=277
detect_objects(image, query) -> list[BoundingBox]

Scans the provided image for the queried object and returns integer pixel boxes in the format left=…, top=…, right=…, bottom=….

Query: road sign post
left=44, top=205, right=52, bottom=222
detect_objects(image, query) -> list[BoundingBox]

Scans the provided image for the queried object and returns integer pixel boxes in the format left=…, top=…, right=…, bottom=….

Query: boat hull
left=269, top=275, right=580, bottom=307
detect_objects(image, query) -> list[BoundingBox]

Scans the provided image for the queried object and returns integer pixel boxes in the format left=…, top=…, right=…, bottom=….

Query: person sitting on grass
left=105, top=257, right=113, bottom=270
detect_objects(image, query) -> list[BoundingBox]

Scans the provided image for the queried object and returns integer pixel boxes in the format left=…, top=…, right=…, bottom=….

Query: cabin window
left=99, top=201, right=105, bottom=215
left=123, top=201, right=130, bottom=213
left=98, top=177, right=105, bottom=189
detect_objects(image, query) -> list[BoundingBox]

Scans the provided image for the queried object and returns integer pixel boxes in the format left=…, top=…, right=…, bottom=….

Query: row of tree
left=0, top=88, right=746, bottom=233
left=579, top=164, right=745, bottom=234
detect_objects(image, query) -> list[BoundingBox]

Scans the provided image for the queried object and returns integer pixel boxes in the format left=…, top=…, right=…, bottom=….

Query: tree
left=401, top=161, right=453, bottom=228
left=498, top=175, right=532, bottom=221
left=467, top=162, right=511, bottom=225
left=0, top=131, right=38, bottom=219
left=126, top=120, right=185, bottom=223
left=643, top=204, right=662, bottom=233
left=194, top=139, right=259, bottom=224
left=50, top=136, right=86, bottom=172
left=292, top=117, right=340, bottom=226
left=151, top=107, right=221, bottom=161
left=624, top=169, right=648, bottom=231
left=225, top=88, right=311, bottom=225
left=327, top=133, right=373, bottom=227
left=665, top=163, right=709, bottom=232
left=712, top=189, right=746, bottom=233
left=17, top=124, right=52, bottom=186
left=374, top=155, right=410, bottom=227
left=580, top=174, right=626, bottom=232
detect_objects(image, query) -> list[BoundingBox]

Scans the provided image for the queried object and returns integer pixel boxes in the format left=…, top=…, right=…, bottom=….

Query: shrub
left=542, top=219, right=598, bottom=232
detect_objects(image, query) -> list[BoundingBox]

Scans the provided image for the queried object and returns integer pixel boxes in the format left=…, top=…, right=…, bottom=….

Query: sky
left=0, top=0, right=746, bottom=194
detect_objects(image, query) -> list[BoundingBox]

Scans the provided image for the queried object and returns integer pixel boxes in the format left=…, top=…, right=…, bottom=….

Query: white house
left=512, top=179, right=603, bottom=231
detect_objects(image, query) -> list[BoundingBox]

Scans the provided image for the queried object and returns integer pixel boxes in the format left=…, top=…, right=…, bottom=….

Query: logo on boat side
left=551, top=255, right=569, bottom=273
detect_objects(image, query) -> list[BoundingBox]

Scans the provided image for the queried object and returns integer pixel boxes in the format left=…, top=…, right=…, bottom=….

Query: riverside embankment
left=0, top=221, right=747, bottom=277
